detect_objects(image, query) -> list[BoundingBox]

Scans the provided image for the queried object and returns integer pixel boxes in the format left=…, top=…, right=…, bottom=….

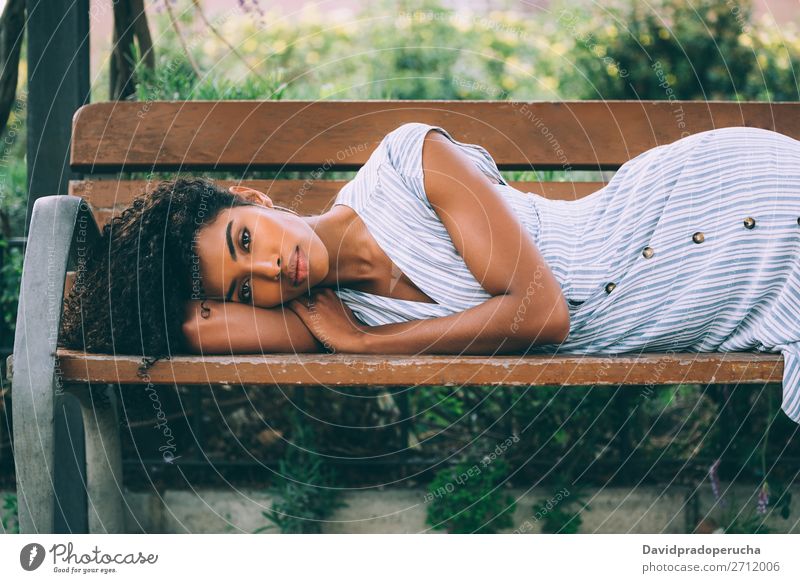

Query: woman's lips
left=291, top=244, right=308, bottom=286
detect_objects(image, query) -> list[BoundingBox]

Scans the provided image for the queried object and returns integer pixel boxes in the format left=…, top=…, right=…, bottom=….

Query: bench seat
left=33, top=349, right=782, bottom=386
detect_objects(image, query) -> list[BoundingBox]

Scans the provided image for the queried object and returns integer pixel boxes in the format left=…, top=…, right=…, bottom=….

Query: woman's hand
left=287, top=288, right=367, bottom=353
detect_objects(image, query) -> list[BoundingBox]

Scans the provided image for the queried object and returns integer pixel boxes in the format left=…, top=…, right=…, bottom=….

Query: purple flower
left=238, top=0, right=265, bottom=16
left=150, top=0, right=176, bottom=14
left=756, top=483, right=769, bottom=515
left=709, top=458, right=722, bottom=501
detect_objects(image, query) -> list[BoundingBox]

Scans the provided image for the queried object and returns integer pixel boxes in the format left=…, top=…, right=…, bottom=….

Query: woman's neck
left=302, top=206, right=380, bottom=288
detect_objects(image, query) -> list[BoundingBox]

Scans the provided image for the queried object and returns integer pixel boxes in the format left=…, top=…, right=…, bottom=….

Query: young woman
left=60, top=122, right=800, bottom=423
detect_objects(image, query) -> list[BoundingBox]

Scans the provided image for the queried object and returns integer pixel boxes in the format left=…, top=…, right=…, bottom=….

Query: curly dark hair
left=59, top=177, right=252, bottom=357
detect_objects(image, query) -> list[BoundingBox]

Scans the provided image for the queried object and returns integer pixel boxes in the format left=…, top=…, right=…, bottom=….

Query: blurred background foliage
left=1, top=0, right=799, bottom=533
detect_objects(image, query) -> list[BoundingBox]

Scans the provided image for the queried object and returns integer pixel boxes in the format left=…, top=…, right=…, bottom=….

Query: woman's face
left=194, top=189, right=329, bottom=308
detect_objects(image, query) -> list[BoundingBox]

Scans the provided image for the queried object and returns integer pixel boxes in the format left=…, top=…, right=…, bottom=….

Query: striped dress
left=332, top=122, right=800, bottom=423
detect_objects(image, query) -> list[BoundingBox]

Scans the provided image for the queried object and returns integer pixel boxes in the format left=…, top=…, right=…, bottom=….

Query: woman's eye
left=240, top=227, right=251, bottom=252
left=240, top=278, right=252, bottom=303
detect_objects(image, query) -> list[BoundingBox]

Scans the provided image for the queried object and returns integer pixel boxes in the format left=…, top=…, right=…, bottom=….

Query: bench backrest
left=69, top=100, right=800, bottom=230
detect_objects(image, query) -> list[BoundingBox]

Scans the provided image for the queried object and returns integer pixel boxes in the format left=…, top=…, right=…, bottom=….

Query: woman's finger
left=291, top=295, right=311, bottom=307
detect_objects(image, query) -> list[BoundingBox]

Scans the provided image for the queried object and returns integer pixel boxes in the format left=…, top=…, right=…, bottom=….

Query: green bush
left=425, top=459, right=516, bottom=533
left=0, top=242, right=22, bottom=332
left=1, top=493, right=18, bottom=534
left=0, top=93, right=27, bottom=347
left=535, top=488, right=590, bottom=534
left=255, top=417, right=346, bottom=534
left=140, top=0, right=797, bottom=103
left=557, top=0, right=799, bottom=100
left=133, top=44, right=286, bottom=101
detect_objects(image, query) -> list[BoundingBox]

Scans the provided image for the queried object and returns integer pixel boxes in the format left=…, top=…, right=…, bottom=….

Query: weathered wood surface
left=52, top=349, right=783, bottom=386
left=71, top=101, right=800, bottom=171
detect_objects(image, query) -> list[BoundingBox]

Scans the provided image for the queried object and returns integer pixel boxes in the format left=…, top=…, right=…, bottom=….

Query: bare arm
left=183, top=299, right=324, bottom=354
left=290, top=129, right=570, bottom=355
left=361, top=131, right=568, bottom=353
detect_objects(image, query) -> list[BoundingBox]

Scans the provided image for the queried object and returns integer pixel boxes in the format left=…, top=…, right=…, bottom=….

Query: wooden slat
left=71, top=101, right=800, bottom=172
left=64, top=271, right=75, bottom=298
left=52, top=349, right=783, bottom=386
left=68, top=179, right=606, bottom=225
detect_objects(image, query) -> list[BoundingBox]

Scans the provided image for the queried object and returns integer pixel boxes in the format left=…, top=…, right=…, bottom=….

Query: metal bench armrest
left=11, top=195, right=99, bottom=533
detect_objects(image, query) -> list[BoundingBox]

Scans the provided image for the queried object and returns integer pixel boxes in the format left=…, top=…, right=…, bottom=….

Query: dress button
left=692, top=232, right=705, bottom=244
left=743, top=217, right=756, bottom=229
left=605, top=282, right=616, bottom=293
left=642, top=246, right=654, bottom=259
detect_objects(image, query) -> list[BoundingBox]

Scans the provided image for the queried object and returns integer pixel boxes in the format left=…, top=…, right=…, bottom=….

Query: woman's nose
left=251, top=254, right=282, bottom=280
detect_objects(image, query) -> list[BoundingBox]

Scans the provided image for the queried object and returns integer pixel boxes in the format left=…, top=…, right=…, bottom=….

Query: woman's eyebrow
left=224, top=219, right=238, bottom=301
left=225, top=278, right=237, bottom=302
left=226, top=220, right=237, bottom=261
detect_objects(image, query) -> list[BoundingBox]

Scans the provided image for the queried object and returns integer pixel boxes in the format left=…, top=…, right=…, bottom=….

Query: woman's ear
left=229, top=185, right=274, bottom=208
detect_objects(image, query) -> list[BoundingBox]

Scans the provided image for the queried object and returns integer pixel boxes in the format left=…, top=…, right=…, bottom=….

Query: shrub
left=556, top=0, right=799, bottom=101
left=255, top=418, right=346, bottom=534
left=425, top=459, right=516, bottom=533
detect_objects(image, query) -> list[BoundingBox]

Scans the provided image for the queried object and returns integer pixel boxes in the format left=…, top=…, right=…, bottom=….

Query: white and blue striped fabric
left=332, top=122, right=800, bottom=423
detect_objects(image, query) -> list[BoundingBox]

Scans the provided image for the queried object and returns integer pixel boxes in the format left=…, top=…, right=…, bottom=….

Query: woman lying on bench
left=60, top=123, right=800, bottom=422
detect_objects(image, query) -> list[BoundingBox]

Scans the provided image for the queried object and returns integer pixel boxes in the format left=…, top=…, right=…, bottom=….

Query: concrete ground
left=108, top=485, right=800, bottom=534
left=2, top=485, right=797, bottom=534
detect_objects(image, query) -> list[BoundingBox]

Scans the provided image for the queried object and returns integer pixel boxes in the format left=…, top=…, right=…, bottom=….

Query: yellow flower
left=299, top=4, right=321, bottom=24
left=320, top=82, right=336, bottom=98
left=639, top=33, right=652, bottom=46
left=203, top=39, right=217, bottom=58
left=335, top=17, right=359, bottom=35
left=738, top=33, right=753, bottom=47
left=757, top=53, right=769, bottom=68
left=605, top=25, right=618, bottom=38
left=593, top=45, right=607, bottom=57
left=243, top=38, right=258, bottom=53
left=501, top=75, right=518, bottom=90
left=241, top=19, right=257, bottom=36
left=272, top=39, right=287, bottom=54
left=506, top=55, right=522, bottom=69
left=453, top=14, right=471, bottom=33
left=551, top=42, right=567, bottom=55
left=500, top=31, right=520, bottom=46
left=658, top=28, right=670, bottom=40
left=606, top=63, right=619, bottom=76
left=305, top=51, right=320, bottom=65
left=540, top=76, right=558, bottom=91
left=222, top=19, right=239, bottom=38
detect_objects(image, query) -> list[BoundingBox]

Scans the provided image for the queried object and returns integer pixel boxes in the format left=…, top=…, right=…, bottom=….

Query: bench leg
left=72, top=384, right=124, bottom=533
left=12, top=372, right=57, bottom=533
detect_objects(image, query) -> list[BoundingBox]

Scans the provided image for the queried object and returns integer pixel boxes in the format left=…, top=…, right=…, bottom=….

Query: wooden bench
left=9, top=100, right=798, bottom=534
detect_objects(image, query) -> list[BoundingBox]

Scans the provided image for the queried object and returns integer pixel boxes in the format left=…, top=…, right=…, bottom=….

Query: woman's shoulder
left=380, top=122, right=448, bottom=180
left=382, top=122, right=507, bottom=191
left=336, top=121, right=506, bottom=211
left=334, top=122, right=442, bottom=210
